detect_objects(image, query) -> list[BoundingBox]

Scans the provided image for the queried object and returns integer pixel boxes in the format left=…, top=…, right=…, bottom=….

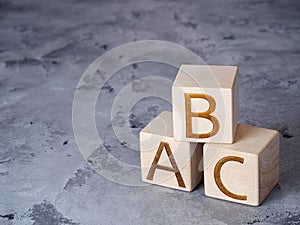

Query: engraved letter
left=214, top=156, right=247, bottom=200
left=146, top=142, right=186, bottom=188
left=185, top=93, right=219, bottom=138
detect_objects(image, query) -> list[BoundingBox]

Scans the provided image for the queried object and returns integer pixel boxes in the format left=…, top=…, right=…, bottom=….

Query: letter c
left=214, top=156, right=247, bottom=200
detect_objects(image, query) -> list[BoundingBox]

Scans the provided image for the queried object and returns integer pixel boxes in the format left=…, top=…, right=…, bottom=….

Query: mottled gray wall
left=0, top=0, right=299, bottom=224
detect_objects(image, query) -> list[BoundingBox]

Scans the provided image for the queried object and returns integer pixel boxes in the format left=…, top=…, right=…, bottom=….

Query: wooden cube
left=172, top=65, right=239, bottom=143
left=203, top=124, right=279, bottom=206
left=140, top=111, right=203, bottom=191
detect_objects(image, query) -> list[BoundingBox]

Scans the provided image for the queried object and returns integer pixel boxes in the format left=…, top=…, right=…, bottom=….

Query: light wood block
left=203, top=124, right=279, bottom=206
left=140, top=111, right=203, bottom=191
left=172, top=65, right=239, bottom=143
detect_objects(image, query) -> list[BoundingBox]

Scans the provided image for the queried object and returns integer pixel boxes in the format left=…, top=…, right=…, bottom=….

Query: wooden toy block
left=172, top=65, right=239, bottom=143
left=140, top=111, right=203, bottom=191
left=203, top=124, right=279, bottom=206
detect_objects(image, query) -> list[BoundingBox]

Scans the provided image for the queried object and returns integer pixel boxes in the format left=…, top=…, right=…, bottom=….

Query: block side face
left=140, top=129, right=198, bottom=191
left=258, top=133, right=280, bottom=204
left=204, top=146, right=258, bottom=206
left=190, top=143, right=204, bottom=190
left=232, top=74, right=239, bottom=140
left=172, top=86, right=185, bottom=141
left=172, top=86, right=234, bottom=143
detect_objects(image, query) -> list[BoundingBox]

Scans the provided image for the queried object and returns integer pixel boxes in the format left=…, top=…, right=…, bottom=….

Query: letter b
left=185, top=93, right=219, bottom=138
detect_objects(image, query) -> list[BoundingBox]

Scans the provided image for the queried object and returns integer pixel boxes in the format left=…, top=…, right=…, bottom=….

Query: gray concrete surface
left=0, top=0, right=299, bottom=224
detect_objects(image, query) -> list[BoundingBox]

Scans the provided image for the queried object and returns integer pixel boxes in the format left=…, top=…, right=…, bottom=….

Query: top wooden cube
left=172, top=65, right=239, bottom=143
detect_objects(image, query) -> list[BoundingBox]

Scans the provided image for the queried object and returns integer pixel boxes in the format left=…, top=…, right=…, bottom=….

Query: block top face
left=173, top=65, right=238, bottom=89
left=140, top=111, right=173, bottom=137
left=205, top=124, right=279, bottom=155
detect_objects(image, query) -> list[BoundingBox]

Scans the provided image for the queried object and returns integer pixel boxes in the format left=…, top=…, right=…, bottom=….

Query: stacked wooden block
left=140, top=65, right=279, bottom=206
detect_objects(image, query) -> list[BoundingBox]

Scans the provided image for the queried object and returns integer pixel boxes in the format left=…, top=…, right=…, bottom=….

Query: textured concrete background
left=0, top=0, right=299, bottom=224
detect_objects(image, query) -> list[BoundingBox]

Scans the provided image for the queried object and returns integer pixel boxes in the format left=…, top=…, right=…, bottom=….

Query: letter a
left=185, top=93, right=219, bottom=138
left=146, top=142, right=186, bottom=188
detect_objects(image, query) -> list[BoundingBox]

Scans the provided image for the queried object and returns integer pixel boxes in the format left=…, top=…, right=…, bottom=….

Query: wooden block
left=203, top=124, right=279, bottom=206
left=172, top=65, right=239, bottom=143
left=140, top=111, right=203, bottom=191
